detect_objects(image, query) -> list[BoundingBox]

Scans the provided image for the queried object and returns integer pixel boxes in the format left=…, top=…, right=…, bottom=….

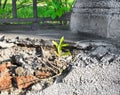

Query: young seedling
left=52, top=36, right=71, bottom=58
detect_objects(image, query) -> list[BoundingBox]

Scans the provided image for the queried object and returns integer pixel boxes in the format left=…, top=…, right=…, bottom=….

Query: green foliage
left=52, top=36, right=71, bottom=57
left=0, top=0, right=75, bottom=19
left=43, top=0, right=70, bottom=19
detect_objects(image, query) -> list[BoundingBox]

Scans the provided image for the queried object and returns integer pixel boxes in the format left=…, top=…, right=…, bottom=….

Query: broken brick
left=35, top=71, right=51, bottom=79
left=0, top=73, right=12, bottom=90
left=15, top=76, right=36, bottom=89
left=0, top=62, right=12, bottom=72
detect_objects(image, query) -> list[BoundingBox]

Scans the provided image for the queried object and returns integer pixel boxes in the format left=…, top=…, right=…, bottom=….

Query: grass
left=0, top=0, right=75, bottom=19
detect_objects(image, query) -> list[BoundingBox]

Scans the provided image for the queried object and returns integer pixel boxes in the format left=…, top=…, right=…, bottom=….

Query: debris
left=0, top=42, right=15, bottom=48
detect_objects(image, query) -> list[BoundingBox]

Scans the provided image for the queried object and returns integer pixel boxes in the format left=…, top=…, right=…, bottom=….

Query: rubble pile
left=0, top=35, right=74, bottom=95
left=27, top=40, right=120, bottom=95
left=0, top=35, right=120, bottom=95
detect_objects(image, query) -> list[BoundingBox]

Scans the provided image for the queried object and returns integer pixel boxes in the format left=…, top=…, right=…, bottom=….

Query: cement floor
left=1, top=24, right=120, bottom=50
left=0, top=24, right=106, bottom=42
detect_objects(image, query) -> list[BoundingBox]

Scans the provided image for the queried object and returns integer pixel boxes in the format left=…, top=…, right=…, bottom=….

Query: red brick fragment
left=0, top=73, right=12, bottom=90
left=15, top=76, right=36, bottom=89
left=35, top=71, right=51, bottom=79
left=0, top=62, right=12, bottom=72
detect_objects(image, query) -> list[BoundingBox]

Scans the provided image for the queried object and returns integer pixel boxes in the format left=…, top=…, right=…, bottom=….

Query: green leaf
left=52, top=36, right=71, bottom=58
left=59, top=36, right=64, bottom=46
left=62, top=43, right=69, bottom=47
left=58, top=45, right=62, bottom=55
left=54, top=51, right=59, bottom=57
left=43, top=9, right=54, bottom=16
left=56, top=2, right=61, bottom=9
left=52, top=41, right=58, bottom=48
left=61, top=7, right=70, bottom=12
left=51, top=13, right=57, bottom=20
left=56, top=10, right=63, bottom=17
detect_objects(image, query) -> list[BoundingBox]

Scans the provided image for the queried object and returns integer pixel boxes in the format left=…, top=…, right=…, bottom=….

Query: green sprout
left=52, top=36, right=71, bottom=58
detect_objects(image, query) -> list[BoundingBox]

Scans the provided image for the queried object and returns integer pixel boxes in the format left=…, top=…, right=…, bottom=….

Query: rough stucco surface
left=26, top=40, right=120, bottom=95
left=70, top=0, right=120, bottom=40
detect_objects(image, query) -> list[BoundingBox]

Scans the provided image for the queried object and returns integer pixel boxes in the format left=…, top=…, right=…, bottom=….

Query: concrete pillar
left=70, top=0, right=120, bottom=40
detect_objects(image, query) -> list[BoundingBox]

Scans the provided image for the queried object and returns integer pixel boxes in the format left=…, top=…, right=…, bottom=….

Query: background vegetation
left=0, top=0, right=75, bottom=19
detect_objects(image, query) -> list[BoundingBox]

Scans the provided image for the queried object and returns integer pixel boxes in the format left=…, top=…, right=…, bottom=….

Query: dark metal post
left=32, top=0, right=40, bottom=30
left=12, top=0, right=17, bottom=18
left=33, top=0, right=38, bottom=18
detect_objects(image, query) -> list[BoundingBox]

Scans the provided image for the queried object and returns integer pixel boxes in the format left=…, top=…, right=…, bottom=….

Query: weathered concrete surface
left=26, top=40, right=120, bottom=95
left=0, top=24, right=105, bottom=42
left=70, top=0, right=120, bottom=41
left=0, top=24, right=120, bottom=95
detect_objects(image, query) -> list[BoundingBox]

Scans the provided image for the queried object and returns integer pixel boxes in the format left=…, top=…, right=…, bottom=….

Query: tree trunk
left=0, top=0, right=1, bottom=8
left=2, top=0, right=7, bottom=9
left=70, top=0, right=120, bottom=40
